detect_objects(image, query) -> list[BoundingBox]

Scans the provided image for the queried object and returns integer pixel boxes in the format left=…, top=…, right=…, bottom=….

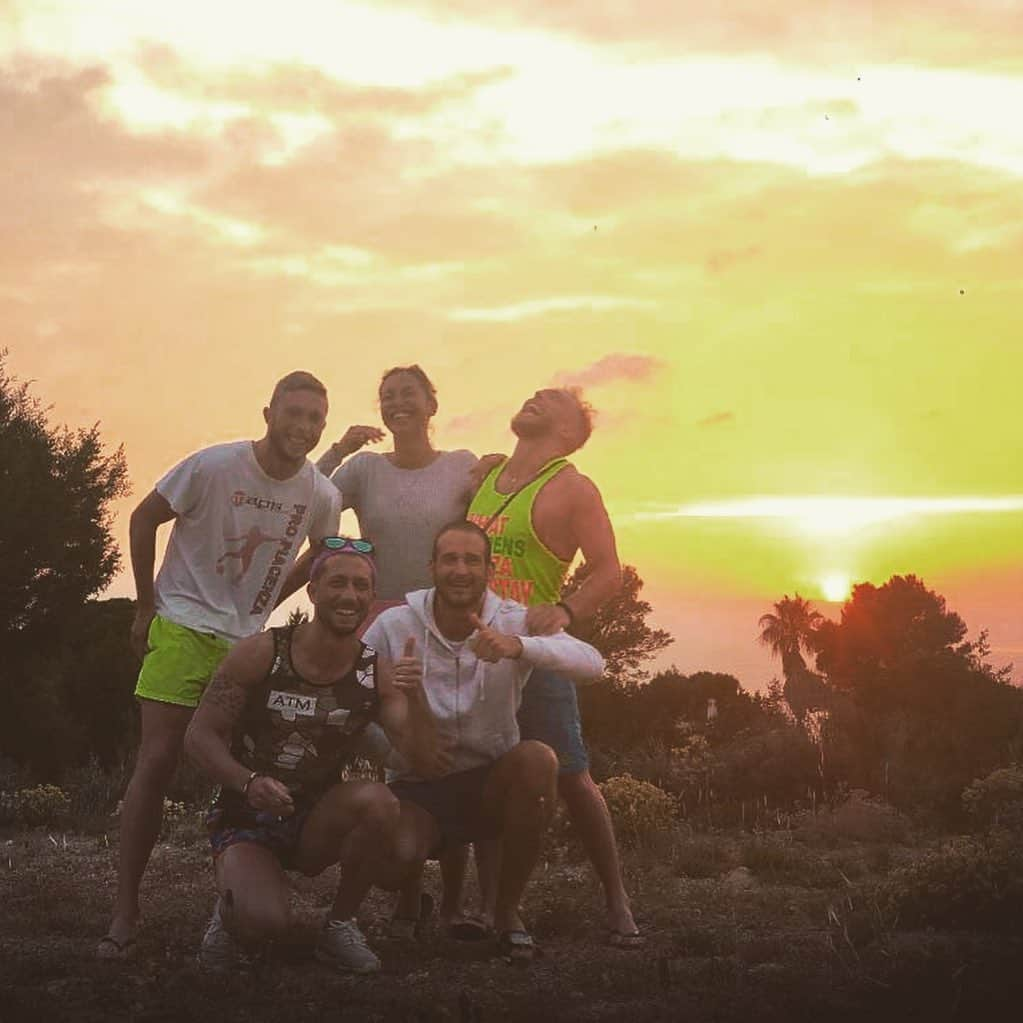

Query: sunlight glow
left=820, top=573, right=852, bottom=602
left=634, top=497, right=1023, bottom=538
left=141, top=190, right=265, bottom=246
left=450, top=296, right=654, bottom=322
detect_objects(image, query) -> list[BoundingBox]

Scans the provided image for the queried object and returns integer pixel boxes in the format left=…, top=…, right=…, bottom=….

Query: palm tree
left=758, top=595, right=827, bottom=721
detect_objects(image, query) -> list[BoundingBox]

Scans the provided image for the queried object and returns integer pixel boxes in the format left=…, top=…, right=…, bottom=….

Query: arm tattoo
left=203, top=666, right=249, bottom=723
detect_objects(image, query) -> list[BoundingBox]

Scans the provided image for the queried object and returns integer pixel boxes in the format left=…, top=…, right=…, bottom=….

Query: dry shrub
left=673, top=833, right=736, bottom=878
left=883, top=836, right=1023, bottom=934
left=8, top=784, right=71, bottom=826
left=795, top=790, right=910, bottom=846
left=962, top=765, right=1023, bottom=833
left=599, top=774, right=677, bottom=847
left=62, top=756, right=131, bottom=824
left=739, top=833, right=838, bottom=887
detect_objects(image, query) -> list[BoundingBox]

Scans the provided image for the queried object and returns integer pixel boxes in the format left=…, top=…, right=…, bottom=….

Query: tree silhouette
left=562, top=562, right=672, bottom=689
left=812, top=574, right=978, bottom=692
left=809, top=575, right=1022, bottom=820
left=0, top=352, right=128, bottom=643
left=757, top=594, right=828, bottom=721
left=0, top=354, right=129, bottom=774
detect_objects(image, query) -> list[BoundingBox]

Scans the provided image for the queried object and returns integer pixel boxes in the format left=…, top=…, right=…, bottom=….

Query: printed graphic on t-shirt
left=211, top=492, right=312, bottom=617
left=468, top=512, right=536, bottom=604
left=217, top=526, right=283, bottom=579
left=242, top=644, right=379, bottom=785
left=266, top=690, right=317, bottom=721
left=257, top=688, right=376, bottom=776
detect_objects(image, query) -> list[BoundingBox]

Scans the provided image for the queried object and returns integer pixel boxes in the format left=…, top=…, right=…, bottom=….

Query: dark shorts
left=389, top=763, right=501, bottom=854
left=206, top=797, right=314, bottom=869
left=516, top=668, right=589, bottom=775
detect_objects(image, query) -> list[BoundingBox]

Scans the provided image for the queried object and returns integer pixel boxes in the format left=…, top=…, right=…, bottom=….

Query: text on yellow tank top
left=467, top=457, right=572, bottom=606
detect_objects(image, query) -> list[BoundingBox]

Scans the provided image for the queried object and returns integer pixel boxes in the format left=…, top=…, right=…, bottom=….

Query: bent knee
left=514, top=740, right=559, bottom=781
left=354, top=783, right=400, bottom=830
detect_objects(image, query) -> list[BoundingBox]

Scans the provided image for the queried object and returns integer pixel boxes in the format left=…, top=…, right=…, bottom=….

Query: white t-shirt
left=330, top=449, right=477, bottom=600
left=154, top=441, right=341, bottom=641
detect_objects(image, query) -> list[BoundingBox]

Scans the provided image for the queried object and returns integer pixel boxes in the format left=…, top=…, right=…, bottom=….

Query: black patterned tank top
left=230, top=625, right=380, bottom=805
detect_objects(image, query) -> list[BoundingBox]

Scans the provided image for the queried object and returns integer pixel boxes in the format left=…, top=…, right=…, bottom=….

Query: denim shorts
left=516, top=668, right=589, bottom=775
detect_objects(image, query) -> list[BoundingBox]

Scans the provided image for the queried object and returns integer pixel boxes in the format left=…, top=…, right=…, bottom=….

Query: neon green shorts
left=134, top=615, right=232, bottom=709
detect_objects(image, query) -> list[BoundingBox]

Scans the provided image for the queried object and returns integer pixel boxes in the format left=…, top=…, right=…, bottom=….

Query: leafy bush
left=599, top=774, right=677, bottom=847
left=962, top=765, right=1023, bottom=833
left=883, top=837, right=1023, bottom=934
left=10, top=784, right=71, bottom=826
left=614, top=735, right=712, bottom=800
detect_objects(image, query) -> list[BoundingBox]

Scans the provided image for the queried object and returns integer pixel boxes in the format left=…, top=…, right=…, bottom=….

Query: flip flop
left=96, top=934, right=137, bottom=961
left=608, top=929, right=644, bottom=950
left=497, top=929, right=535, bottom=963
left=446, top=917, right=493, bottom=942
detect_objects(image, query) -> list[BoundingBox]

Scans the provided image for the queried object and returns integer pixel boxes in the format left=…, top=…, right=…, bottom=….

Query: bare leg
left=558, top=770, right=638, bottom=936
left=214, top=843, right=291, bottom=947
left=485, top=741, right=557, bottom=934
left=375, top=801, right=441, bottom=931
left=103, top=700, right=193, bottom=946
left=438, top=844, right=470, bottom=925
left=293, top=780, right=400, bottom=920
left=473, top=839, right=501, bottom=928
left=372, top=800, right=440, bottom=895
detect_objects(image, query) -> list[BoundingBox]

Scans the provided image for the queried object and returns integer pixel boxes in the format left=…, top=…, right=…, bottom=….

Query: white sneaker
left=315, top=918, right=381, bottom=974
left=198, top=900, right=253, bottom=972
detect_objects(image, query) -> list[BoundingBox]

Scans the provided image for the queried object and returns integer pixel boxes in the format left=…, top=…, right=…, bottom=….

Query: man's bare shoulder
left=549, top=464, right=605, bottom=506
left=221, top=630, right=276, bottom=684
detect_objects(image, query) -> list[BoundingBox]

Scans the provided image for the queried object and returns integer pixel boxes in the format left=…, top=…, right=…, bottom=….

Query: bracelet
left=555, top=601, right=575, bottom=627
left=241, top=771, right=260, bottom=799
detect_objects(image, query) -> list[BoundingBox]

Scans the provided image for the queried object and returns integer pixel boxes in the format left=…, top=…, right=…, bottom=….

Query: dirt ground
left=1, top=824, right=1021, bottom=1023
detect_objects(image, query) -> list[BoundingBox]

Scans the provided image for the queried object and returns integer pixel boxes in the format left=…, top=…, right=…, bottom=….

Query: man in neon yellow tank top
left=465, top=386, right=641, bottom=946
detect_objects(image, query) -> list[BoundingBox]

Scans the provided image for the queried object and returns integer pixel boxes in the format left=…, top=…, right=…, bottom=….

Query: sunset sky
left=4, top=1, right=1022, bottom=686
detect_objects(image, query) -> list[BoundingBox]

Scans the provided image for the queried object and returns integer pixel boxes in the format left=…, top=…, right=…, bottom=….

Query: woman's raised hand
left=333, top=424, right=386, bottom=458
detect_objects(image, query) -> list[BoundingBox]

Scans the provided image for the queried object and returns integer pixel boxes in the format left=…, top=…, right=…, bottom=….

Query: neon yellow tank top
left=467, top=457, right=572, bottom=606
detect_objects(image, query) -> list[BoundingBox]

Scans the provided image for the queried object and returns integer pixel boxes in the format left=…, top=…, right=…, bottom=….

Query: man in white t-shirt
left=97, top=371, right=341, bottom=960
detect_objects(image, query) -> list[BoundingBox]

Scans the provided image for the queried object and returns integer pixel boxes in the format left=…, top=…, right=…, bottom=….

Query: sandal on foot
left=608, top=929, right=644, bottom=950
left=96, top=934, right=137, bottom=961
left=497, top=929, right=535, bottom=963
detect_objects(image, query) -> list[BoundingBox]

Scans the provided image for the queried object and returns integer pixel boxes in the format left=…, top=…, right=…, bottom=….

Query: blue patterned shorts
left=206, top=798, right=313, bottom=868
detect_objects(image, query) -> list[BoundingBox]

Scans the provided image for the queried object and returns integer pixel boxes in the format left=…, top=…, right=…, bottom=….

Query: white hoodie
left=362, top=587, right=604, bottom=780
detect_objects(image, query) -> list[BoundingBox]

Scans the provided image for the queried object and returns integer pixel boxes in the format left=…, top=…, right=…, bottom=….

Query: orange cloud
left=379, top=1, right=1023, bottom=67
left=553, top=352, right=665, bottom=389
left=697, top=411, right=736, bottom=428
left=135, top=42, right=514, bottom=117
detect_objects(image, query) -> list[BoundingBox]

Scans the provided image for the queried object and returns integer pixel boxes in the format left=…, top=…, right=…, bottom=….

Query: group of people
left=96, top=366, right=642, bottom=973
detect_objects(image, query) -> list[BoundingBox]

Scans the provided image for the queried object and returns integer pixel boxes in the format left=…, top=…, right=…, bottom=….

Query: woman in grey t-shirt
left=316, top=364, right=478, bottom=604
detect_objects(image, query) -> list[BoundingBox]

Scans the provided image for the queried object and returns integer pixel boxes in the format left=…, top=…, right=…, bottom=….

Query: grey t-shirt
left=329, top=450, right=478, bottom=600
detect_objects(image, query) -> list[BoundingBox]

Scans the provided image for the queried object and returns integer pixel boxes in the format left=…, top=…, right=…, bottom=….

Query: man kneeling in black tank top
left=185, top=538, right=448, bottom=973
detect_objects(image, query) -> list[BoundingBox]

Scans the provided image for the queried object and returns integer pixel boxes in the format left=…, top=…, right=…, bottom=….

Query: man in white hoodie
left=363, top=520, right=604, bottom=959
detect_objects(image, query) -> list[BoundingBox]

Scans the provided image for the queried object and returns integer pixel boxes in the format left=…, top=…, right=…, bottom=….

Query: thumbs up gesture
left=468, top=613, right=524, bottom=663
left=393, top=636, right=423, bottom=690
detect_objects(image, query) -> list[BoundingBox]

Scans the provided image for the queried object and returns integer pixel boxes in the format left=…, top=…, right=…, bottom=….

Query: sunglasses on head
left=321, top=536, right=375, bottom=555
